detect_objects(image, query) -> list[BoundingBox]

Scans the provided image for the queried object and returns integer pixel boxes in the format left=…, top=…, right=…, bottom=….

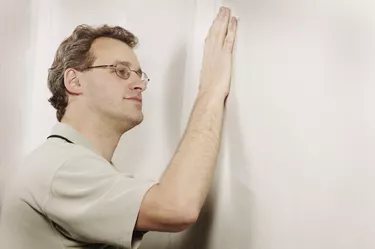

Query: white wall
left=0, top=0, right=38, bottom=209
left=1, top=0, right=375, bottom=249
left=171, top=0, right=375, bottom=249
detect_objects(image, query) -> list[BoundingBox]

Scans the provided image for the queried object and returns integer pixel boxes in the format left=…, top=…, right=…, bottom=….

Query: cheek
left=86, top=75, right=124, bottom=104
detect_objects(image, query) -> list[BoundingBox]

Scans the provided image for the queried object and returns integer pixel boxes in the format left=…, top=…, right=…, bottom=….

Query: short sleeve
left=44, top=154, right=157, bottom=249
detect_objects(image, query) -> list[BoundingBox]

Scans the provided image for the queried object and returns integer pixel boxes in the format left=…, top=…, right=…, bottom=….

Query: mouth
left=125, top=97, right=142, bottom=103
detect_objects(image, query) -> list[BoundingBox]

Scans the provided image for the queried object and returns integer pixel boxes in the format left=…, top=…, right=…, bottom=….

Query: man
left=0, top=6, right=237, bottom=249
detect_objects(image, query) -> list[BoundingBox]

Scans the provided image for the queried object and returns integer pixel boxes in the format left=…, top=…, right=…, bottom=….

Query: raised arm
left=136, top=6, right=238, bottom=232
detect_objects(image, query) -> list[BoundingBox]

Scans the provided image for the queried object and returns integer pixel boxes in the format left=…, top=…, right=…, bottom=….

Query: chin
left=132, top=115, right=144, bottom=126
left=124, top=113, right=144, bottom=129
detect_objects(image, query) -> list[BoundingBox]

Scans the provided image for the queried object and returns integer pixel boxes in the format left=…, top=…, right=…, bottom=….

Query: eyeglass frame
left=83, top=61, right=150, bottom=84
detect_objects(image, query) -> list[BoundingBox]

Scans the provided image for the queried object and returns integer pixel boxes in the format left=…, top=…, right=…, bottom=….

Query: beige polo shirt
left=0, top=122, right=157, bottom=249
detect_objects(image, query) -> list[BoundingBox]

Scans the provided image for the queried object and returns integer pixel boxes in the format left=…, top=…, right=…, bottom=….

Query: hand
left=199, top=6, right=238, bottom=99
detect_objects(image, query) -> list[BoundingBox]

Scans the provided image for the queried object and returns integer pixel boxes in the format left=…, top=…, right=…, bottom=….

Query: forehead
left=90, top=37, right=140, bottom=68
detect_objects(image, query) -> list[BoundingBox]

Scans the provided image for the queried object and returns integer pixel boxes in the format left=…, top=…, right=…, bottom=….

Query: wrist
left=197, top=88, right=227, bottom=105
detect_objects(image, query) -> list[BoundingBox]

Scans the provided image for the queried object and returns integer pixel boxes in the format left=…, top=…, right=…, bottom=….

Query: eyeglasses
left=85, top=63, right=150, bottom=85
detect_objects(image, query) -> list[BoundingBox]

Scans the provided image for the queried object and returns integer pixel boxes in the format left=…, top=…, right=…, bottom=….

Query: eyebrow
left=115, top=60, right=143, bottom=74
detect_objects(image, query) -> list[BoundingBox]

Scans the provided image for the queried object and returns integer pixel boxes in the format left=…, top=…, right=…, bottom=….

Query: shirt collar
left=50, top=122, right=95, bottom=152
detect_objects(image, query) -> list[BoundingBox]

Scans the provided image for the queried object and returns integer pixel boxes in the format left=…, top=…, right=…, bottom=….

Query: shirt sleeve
left=43, top=154, right=158, bottom=249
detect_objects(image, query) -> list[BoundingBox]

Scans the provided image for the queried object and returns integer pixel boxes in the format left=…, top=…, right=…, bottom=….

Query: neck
left=61, top=115, right=123, bottom=162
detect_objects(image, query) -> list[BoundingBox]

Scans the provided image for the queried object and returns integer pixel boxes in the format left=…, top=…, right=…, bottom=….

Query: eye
left=116, top=65, right=130, bottom=79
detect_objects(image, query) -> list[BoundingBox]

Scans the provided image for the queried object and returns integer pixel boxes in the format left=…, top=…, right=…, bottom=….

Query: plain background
left=1, top=0, right=375, bottom=248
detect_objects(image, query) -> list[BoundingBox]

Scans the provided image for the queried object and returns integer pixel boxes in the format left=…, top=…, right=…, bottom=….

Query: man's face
left=79, top=37, right=147, bottom=130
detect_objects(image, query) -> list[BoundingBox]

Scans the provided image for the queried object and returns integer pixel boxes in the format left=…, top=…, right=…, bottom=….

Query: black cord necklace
left=47, top=135, right=73, bottom=144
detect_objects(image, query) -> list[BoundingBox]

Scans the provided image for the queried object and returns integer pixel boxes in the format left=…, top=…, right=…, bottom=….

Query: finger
left=223, top=17, right=238, bottom=53
left=207, top=7, right=231, bottom=43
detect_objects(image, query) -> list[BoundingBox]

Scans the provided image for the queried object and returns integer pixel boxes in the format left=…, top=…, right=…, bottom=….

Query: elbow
left=167, top=207, right=199, bottom=232
left=177, top=207, right=200, bottom=231
left=137, top=185, right=200, bottom=232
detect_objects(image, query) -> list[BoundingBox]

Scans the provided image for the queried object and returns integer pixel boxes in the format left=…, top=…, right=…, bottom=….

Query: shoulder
left=18, top=139, right=100, bottom=179
left=9, top=139, right=107, bottom=211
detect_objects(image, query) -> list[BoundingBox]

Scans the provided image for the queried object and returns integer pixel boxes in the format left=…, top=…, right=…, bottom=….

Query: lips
left=126, top=97, right=142, bottom=103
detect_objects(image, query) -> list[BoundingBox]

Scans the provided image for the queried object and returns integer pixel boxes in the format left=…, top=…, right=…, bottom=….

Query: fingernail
left=220, top=6, right=224, bottom=12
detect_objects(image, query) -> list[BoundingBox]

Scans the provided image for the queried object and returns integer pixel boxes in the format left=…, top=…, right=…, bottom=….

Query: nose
left=130, top=77, right=147, bottom=92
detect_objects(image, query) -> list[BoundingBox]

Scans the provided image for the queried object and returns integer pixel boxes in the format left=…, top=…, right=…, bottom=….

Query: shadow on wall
left=139, top=44, right=190, bottom=249
left=166, top=44, right=215, bottom=249
left=166, top=94, right=254, bottom=249
left=226, top=95, right=254, bottom=249
left=163, top=44, right=188, bottom=154
left=173, top=189, right=216, bottom=249
left=168, top=92, right=255, bottom=249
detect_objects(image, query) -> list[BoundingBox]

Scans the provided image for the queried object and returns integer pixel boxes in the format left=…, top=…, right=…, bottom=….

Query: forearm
left=136, top=7, right=237, bottom=232
left=158, top=90, right=226, bottom=214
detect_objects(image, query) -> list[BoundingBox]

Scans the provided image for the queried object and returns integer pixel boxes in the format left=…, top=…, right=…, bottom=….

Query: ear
left=64, top=68, right=83, bottom=95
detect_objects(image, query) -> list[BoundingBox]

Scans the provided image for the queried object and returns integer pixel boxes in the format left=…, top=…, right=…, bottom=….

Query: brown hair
left=47, top=24, right=138, bottom=121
